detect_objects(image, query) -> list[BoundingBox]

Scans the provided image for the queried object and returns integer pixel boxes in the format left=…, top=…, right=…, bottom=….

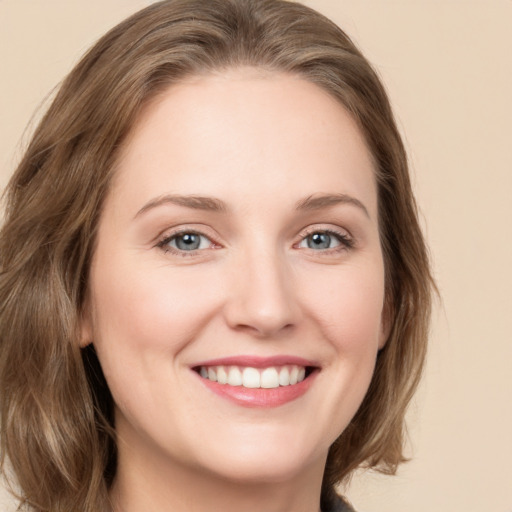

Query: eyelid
left=156, top=225, right=222, bottom=256
left=295, top=225, right=355, bottom=252
left=154, top=223, right=355, bottom=258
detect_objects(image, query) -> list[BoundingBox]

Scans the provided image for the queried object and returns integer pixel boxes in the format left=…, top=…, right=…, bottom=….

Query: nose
left=223, top=247, right=301, bottom=338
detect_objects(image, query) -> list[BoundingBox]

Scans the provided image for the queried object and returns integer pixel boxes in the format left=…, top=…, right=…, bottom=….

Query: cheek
left=87, top=259, right=227, bottom=429
left=292, top=259, right=385, bottom=446
left=303, top=261, right=385, bottom=350
left=88, top=257, right=224, bottom=362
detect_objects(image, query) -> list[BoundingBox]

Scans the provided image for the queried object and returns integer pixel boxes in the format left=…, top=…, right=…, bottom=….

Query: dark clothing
left=327, top=495, right=355, bottom=512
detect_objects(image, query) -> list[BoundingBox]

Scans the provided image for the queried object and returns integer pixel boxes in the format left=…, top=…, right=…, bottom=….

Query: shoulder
left=326, top=495, right=356, bottom=512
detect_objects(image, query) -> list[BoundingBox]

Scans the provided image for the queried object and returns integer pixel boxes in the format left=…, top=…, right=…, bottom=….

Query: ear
left=78, top=297, right=93, bottom=348
left=378, top=299, right=393, bottom=349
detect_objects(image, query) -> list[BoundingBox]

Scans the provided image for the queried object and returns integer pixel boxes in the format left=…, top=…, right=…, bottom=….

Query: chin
left=187, top=426, right=327, bottom=485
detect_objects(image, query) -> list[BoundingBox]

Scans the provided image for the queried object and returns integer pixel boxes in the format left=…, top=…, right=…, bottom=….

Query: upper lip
left=192, top=355, right=320, bottom=369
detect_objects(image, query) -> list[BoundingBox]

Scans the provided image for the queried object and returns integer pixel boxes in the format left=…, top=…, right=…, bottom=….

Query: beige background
left=1, top=1, right=511, bottom=511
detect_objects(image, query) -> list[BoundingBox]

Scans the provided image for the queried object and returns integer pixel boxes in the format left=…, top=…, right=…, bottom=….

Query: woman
left=0, top=1, right=434, bottom=511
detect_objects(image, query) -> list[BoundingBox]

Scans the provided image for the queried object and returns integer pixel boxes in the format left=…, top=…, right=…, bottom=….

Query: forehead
left=111, top=69, right=377, bottom=217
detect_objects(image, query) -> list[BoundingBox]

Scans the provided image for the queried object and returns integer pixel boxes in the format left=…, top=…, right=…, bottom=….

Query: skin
left=82, top=69, right=388, bottom=512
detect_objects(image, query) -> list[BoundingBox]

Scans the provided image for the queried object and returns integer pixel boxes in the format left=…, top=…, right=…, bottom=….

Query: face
left=83, top=69, right=387, bottom=486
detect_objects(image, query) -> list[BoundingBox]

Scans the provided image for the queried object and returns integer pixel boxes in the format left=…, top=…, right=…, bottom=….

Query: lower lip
left=195, top=371, right=318, bottom=408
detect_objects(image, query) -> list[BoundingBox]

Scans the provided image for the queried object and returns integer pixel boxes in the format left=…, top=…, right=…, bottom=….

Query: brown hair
left=0, top=1, right=435, bottom=510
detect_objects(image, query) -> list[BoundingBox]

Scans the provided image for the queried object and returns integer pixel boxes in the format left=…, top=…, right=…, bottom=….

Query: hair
left=0, top=1, right=435, bottom=511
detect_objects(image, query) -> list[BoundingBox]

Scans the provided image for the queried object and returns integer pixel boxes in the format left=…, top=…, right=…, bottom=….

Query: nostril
left=232, top=321, right=296, bottom=338
left=223, top=275, right=301, bottom=337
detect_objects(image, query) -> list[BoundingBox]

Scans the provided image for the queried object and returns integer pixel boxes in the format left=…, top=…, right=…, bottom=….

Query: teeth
left=289, top=366, right=299, bottom=385
left=242, top=367, right=260, bottom=388
left=261, top=367, right=279, bottom=388
left=198, top=365, right=308, bottom=388
left=227, top=366, right=242, bottom=386
left=217, top=366, right=228, bottom=384
left=279, top=366, right=290, bottom=386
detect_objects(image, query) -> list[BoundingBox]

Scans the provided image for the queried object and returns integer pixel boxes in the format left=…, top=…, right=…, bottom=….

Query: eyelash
left=156, top=227, right=354, bottom=257
left=156, top=229, right=216, bottom=257
left=297, top=227, right=354, bottom=254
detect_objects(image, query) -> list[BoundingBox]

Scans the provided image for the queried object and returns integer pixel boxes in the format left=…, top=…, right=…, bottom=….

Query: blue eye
left=298, top=230, right=352, bottom=251
left=160, top=232, right=212, bottom=252
left=306, top=232, right=336, bottom=249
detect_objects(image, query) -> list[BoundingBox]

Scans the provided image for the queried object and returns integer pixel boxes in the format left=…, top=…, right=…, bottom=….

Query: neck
left=110, top=437, right=325, bottom=512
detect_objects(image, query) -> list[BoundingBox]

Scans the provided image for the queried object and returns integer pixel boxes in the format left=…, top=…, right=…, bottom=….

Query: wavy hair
left=0, top=1, right=435, bottom=510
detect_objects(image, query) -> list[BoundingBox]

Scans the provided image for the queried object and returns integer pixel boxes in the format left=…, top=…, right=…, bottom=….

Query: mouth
left=192, top=356, right=319, bottom=407
left=194, top=364, right=314, bottom=389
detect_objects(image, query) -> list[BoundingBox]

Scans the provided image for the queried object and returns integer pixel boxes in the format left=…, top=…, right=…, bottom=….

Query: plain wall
left=1, top=1, right=511, bottom=511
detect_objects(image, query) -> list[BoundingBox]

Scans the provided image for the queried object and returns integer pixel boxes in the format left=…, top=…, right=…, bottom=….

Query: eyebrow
left=295, top=193, right=370, bottom=218
left=134, top=192, right=369, bottom=218
left=135, top=194, right=228, bottom=218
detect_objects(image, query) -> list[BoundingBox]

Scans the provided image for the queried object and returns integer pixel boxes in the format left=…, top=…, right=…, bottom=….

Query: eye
left=297, top=230, right=353, bottom=251
left=158, top=231, right=213, bottom=253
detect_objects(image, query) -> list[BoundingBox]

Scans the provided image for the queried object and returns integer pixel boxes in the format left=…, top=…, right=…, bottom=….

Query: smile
left=192, top=356, right=319, bottom=408
left=198, top=365, right=307, bottom=389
